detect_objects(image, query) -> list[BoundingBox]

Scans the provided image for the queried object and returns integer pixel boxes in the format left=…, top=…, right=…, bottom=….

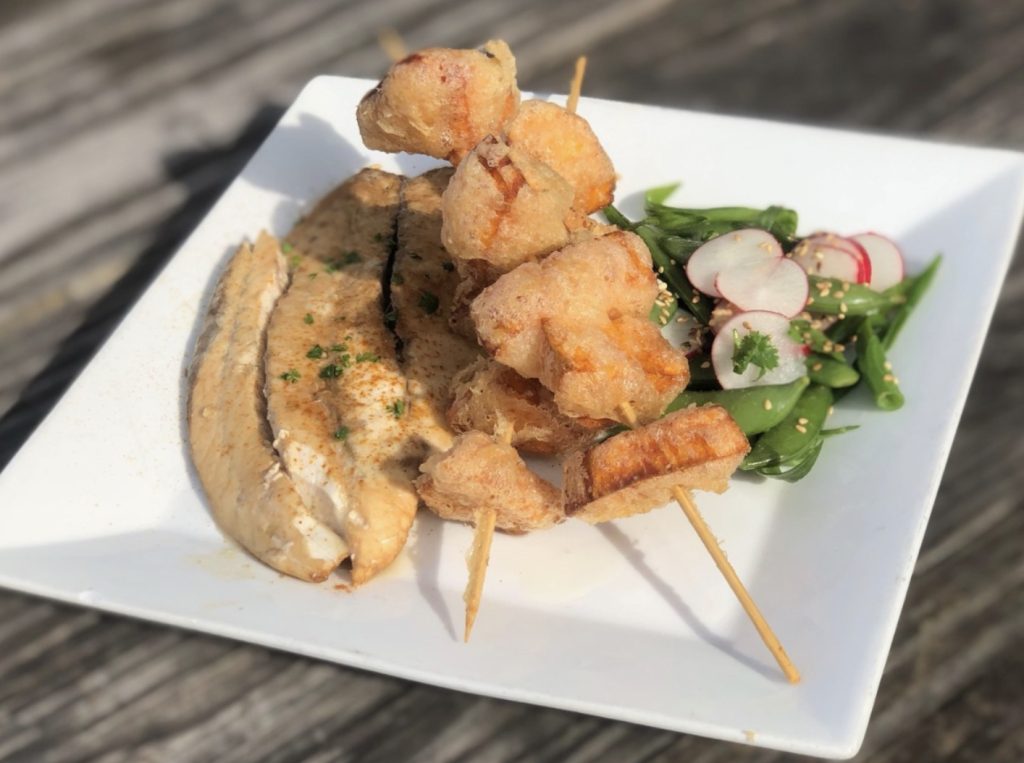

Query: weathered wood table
left=1, top=1, right=1022, bottom=760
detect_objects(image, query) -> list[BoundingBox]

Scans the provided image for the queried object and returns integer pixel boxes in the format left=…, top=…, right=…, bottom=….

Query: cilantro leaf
left=731, top=329, right=779, bottom=380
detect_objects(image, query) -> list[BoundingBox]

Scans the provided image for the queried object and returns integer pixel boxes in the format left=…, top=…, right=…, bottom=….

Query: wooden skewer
left=462, top=427, right=514, bottom=642
left=463, top=506, right=497, bottom=642
left=377, top=28, right=408, bottom=63
left=617, top=401, right=800, bottom=684
left=566, top=56, right=587, bottom=114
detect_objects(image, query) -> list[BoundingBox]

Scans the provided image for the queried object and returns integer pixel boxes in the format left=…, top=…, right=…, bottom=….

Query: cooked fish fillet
left=188, top=232, right=349, bottom=582
left=392, top=167, right=481, bottom=453
left=266, top=169, right=418, bottom=586
left=416, top=431, right=563, bottom=533
left=563, top=405, right=750, bottom=524
left=505, top=99, right=616, bottom=214
left=471, top=231, right=690, bottom=423
left=441, top=135, right=575, bottom=274
left=447, top=357, right=608, bottom=455
left=357, top=40, right=519, bottom=164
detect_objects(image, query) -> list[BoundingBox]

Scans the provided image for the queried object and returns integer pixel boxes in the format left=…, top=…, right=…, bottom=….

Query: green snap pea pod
left=686, top=354, right=718, bottom=390
left=741, top=383, right=833, bottom=470
left=659, top=235, right=704, bottom=264
left=603, top=204, right=636, bottom=231
left=755, top=437, right=824, bottom=482
left=789, top=319, right=844, bottom=360
left=824, top=316, right=862, bottom=344
left=881, top=254, right=941, bottom=350
left=636, top=225, right=713, bottom=324
left=856, top=323, right=904, bottom=411
left=645, top=183, right=680, bottom=206
left=820, top=425, right=860, bottom=438
left=806, top=354, right=860, bottom=388
left=643, top=204, right=799, bottom=243
left=665, top=376, right=810, bottom=436
left=805, top=276, right=892, bottom=316
left=649, top=292, right=679, bottom=326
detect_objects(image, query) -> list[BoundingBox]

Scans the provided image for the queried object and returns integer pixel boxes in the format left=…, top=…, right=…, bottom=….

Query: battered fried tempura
left=357, top=40, right=520, bottom=164
left=441, top=135, right=575, bottom=275
left=416, top=431, right=563, bottom=533
left=505, top=99, right=616, bottom=214
left=447, top=358, right=609, bottom=455
left=471, top=231, right=690, bottom=424
left=563, top=405, right=750, bottom=524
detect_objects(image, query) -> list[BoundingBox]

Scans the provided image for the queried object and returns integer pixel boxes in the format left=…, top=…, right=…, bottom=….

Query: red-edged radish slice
left=716, top=257, right=808, bottom=318
left=711, top=311, right=808, bottom=389
left=851, top=232, right=904, bottom=291
left=686, top=228, right=781, bottom=298
left=789, top=241, right=861, bottom=283
left=801, top=234, right=871, bottom=283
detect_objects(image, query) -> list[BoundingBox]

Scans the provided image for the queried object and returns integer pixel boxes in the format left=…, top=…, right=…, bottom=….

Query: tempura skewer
left=617, top=401, right=800, bottom=684
left=464, top=506, right=498, bottom=641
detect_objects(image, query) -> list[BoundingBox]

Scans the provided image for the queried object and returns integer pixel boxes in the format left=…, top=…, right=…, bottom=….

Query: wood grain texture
left=1, top=0, right=1022, bottom=760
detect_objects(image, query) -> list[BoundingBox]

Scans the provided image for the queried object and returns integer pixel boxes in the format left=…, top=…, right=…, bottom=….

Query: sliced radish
left=851, top=232, right=904, bottom=291
left=716, top=257, right=808, bottom=318
left=789, top=242, right=860, bottom=282
left=685, top=229, right=781, bottom=298
left=711, top=311, right=807, bottom=389
left=803, top=233, right=872, bottom=283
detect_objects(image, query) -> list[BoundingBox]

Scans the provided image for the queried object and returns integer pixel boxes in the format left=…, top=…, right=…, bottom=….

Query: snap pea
left=645, top=182, right=680, bottom=206
left=805, top=276, right=892, bottom=316
left=686, top=353, right=718, bottom=390
left=643, top=203, right=799, bottom=245
left=665, top=376, right=810, bottom=436
left=806, top=353, right=860, bottom=388
left=649, top=291, right=679, bottom=326
left=856, top=323, right=904, bottom=411
left=635, top=225, right=713, bottom=324
left=659, top=235, right=704, bottom=264
left=789, top=319, right=844, bottom=360
left=881, top=254, right=941, bottom=350
left=824, top=315, right=861, bottom=344
left=755, top=438, right=824, bottom=482
left=602, top=203, right=636, bottom=231
left=742, top=384, right=833, bottom=470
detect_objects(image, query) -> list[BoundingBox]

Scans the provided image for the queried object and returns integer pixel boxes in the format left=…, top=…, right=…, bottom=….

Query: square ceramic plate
left=1, top=76, right=1022, bottom=759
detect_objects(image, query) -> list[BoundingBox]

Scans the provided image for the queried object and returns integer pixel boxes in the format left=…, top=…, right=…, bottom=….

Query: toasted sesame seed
left=812, top=362, right=823, bottom=372
left=842, top=282, right=851, bottom=291
left=700, top=361, right=711, bottom=369
left=691, top=296, right=700, bottom=304
left=840, top=301, right=849, bottom=313
left=676, top=316, right=686, bottom=323
left=798, top=417, right=809, bottom=425
left=827, top=405, right=834, bottom=416
left=883, top=373, right=895, bottom=382
left=833, top=290, right=845, bottom=299
left=657, top=266, right=665, bottom=274
left=742, top=321, right=753, bottom=330
left=795, top=424, right=808, bottom=434
left=807, top=297, right=815, bottom=305
left=884, top=361, right=892, bottom=370
left=835, top=343, right=845, bottom=352
left=763, top=399, right=773, bottom=410
left=823, top=341, right=834, bottom=352
left=814, top=249, right=825, bottom=261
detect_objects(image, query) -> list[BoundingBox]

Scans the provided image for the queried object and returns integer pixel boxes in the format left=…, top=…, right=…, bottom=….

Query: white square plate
left=1, top=77, right=1022, bottom=759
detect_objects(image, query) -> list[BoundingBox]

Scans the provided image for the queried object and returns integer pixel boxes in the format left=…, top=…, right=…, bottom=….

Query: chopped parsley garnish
left=338, top=354, right=352, bottom=369
left=306, top=344, right=325, bottom=359
left=355, top=352, right=380, bottom=363
left=303, top=313, right=314, bottom=325
left=279, top=368, right=301, bottom=383
left=330, top=343, right=347, bottom=353
left=333, top=426, right=350, bottom=441
left=325, top=251, right=363, bottom=272
left=731, top=329, right=780, bottom=380
left=373, top=232, right=383, bottom=242
left=308, top=272, right=318, bottom=279
left=289, top=254, right=301, bottom=269
left=418, top=291, right=439, bottom=314
left=442, top=261, right=455, bottom=272
left=387, top=399, right=406, bottom=418
left=282, top=242, right=294, bottom=254
left=319, top=363, right=344, bottom=379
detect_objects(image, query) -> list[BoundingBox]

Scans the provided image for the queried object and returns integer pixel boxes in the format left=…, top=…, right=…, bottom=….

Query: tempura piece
left=447, top=358, right=609, bottom=455
left=505, top=99, right=616, bottom=214
left=471, top=231, right=690, bottom=423
left=357, top=40, right=519, bottom=164
left=416, top=431, right=563, bottom=533
left=441, top=135, right=575, bottom=274
left=563, top=405, right=750, bottom=524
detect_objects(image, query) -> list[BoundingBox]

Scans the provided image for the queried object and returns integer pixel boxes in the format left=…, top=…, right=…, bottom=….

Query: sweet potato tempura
left=470, top=231, right=690, bottom=424
left=357, top=40, right=519, bottom=164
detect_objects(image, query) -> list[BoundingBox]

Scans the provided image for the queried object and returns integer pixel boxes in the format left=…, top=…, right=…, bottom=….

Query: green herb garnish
left=279, top=368, right=300, bottom=383
left=306, top=345, right=325, bottom=359
left=319, top=364, right=344, bottom=379
left=333, top=426, right=350, bottom=441
left=303, top=313, right=314, bottom=325
left=387, top=399, right=406, bottom=418
left=355, top=352, right=380, bottom=363
left=732, top=329, right=780, bottom=380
